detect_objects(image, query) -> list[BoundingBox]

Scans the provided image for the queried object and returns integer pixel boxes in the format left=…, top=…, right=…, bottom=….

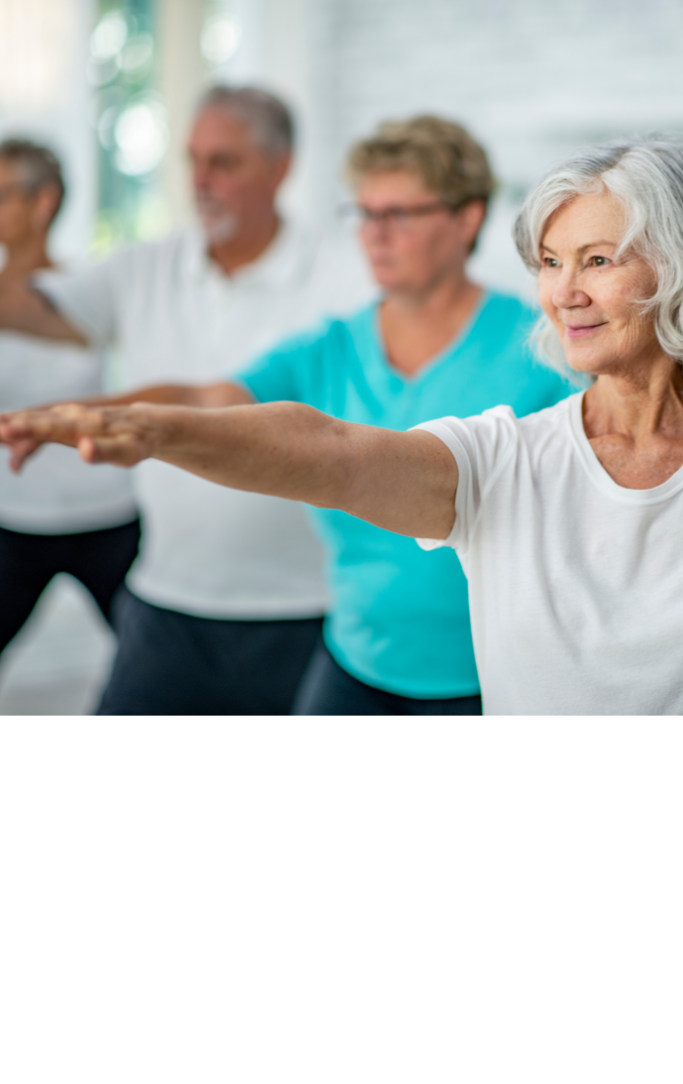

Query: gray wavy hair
left=513, top=136, right=683, bottom=373
left=195, top=85, right=294, bottom=157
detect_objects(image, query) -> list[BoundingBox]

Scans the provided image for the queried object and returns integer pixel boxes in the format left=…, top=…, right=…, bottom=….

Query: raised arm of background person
left=0, top=282, right=88, bottom=345
left=81, top=381, right=254, bottom=409
left=0, top=400, right=458, bottom=540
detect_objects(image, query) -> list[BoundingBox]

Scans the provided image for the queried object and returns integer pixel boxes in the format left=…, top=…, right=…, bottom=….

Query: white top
left=0, top=330, right=136, bottom=534
left=37, top=222, right=376, bottom=617
left=416, top=392, right=683, bottom=716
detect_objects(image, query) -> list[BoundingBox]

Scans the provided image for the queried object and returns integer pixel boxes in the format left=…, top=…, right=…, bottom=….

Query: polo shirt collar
left=183, top=218, right=308, bottom=287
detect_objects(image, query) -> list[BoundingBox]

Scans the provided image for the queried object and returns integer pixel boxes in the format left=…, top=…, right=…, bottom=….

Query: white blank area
left=0, top=718, right=681, bottom=1083
left=0, top=574, right=116, bottom=715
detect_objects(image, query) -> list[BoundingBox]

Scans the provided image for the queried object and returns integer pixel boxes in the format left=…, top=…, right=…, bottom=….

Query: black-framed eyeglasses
left=339, top=200, right=456, bottom=228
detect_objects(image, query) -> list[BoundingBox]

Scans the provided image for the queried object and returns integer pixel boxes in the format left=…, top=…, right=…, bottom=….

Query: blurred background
left=1, top=0, right=682, bottom=713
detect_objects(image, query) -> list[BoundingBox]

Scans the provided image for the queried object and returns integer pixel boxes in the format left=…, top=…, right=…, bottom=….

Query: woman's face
left=354, top=170, right=484, bottom=295
left=0, top=159, right=35, bottom=247
left=538, top=189, right=662, bottom=377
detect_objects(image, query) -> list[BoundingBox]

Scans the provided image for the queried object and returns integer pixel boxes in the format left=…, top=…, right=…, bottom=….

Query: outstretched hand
left=0, top=402, right=159, bottom=472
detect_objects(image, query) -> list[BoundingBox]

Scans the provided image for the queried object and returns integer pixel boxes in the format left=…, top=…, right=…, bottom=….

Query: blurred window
left=89, top=0, right=168, bottom=252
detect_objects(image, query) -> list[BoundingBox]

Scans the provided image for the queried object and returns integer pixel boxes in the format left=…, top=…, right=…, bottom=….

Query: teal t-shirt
left=237, top=291, right=574, bottom=698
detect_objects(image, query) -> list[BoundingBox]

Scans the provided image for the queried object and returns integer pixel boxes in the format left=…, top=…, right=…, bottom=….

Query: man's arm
left=0, top=400, right=458, bottom=540
left=0, top=283, right=88, bottom=346
left=83, top=381, right=253, bottom=409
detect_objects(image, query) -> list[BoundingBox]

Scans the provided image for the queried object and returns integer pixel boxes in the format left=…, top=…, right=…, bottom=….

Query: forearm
left=0, top=399, right=458, bottom=539
left=147, top=401, right=356, bottom=503
left=0, top=285, right=88, bottom=345
left=138, top=400, right=457, bottom=538
left=82, top=381, right=252, bottom=409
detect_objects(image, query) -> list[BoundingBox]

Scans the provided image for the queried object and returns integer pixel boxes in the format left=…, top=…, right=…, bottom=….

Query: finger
left=77, top=435, right=140, bottom=468
left=8, top=439, right=40, bottom=472
left=0, top=406, right=95, bottom=448
left=0, top=413, right=70, bottom=445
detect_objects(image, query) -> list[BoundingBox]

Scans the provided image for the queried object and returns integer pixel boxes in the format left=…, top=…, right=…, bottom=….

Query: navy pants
left=97, top=586, right=324, bottom=716
left=293, top=642, right=482, bottom=715
left=0, top=520, right=141, bottom=654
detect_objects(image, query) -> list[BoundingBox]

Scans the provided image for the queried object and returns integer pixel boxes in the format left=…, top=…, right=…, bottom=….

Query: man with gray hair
left=0, top=86, right=374, bottom=714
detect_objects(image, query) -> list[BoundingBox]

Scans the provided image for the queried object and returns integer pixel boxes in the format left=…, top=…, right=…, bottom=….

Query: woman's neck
left=585, top=354, right=683, bottom=443
left=0, top=235, right=53, bottom=288
left=581, top=354, right=683, bottom=489
left=379, top=272, right=483, bottom=376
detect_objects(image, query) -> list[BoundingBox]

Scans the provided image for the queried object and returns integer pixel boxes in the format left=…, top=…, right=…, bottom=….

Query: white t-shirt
left=416, top=391, right=683, bottom=716
left=37, top=222, right=376, bottom=618
left=0, top=330, right=136, bottom=534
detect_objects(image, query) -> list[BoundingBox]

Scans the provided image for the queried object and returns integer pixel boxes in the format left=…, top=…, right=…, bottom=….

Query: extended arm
left=0, top=283, right=88, bottom=345
left=0, top=380, right=252, bottom=468
left=80, top=381, right=253, bottom=409
left=0, top=400, right=458, bottom=540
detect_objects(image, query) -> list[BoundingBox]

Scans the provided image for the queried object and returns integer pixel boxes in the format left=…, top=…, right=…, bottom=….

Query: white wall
left=157, top=0, right=207, bottom=228
left=0, top=0, right=96, bottom=263
left=303, top=0, right=683, bottom=295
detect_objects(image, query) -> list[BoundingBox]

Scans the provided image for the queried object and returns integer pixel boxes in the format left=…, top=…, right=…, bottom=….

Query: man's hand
left=0, top=402, right=162, bottom=471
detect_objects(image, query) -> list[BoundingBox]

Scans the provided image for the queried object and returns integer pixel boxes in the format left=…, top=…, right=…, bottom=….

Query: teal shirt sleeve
left=233, top=319, right=336, bottom=405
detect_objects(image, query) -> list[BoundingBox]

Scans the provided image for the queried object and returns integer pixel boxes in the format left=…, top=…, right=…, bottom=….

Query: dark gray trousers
left=97, top=586, right=323, bottom=716
left=293, top=642, right=482, bottom=716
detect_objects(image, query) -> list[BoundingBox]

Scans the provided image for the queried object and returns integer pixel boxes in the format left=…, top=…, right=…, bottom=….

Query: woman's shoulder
left=417, top=393, right=578, bottom=480
left=479, top=288, right=538, bottom=327
left=426, top=392, right=575, bottom=441
left=517, top=390, right=577, bottom=427
left=470, top=288, right=541, bottom=358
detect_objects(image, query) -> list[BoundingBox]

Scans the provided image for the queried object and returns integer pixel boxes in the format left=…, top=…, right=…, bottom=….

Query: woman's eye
left=542, top=256, right=558, bottom=268
left=590, top=255, right=610, bottom=267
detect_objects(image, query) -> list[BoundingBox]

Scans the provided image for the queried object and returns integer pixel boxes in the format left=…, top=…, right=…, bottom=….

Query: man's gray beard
left=198, top=210, right=240, bottom=246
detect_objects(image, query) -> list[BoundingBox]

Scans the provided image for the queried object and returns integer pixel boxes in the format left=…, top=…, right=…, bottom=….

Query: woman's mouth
left=566, top=322, right=607, bottom=338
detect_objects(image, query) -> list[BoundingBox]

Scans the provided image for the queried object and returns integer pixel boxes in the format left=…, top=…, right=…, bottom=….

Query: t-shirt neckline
left=568, top=390, right=683, bottom=504
left=369, top=288, right=491, bottom=386
left=187, top=218, right=300, bottom=286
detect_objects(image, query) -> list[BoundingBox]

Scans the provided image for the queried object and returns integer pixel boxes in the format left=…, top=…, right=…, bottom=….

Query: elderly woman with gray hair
left=3, top=136, right=683, bottom=714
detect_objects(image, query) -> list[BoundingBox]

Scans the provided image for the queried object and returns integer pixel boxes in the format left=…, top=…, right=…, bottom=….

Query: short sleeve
left=412, top=406, right=518, bottom=558
left=235, top=321, right=334, bottom=405
left=34, top=257, right=122, bottom=348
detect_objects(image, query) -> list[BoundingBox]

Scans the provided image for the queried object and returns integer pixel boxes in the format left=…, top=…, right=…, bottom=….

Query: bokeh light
left=114, top=97, right=168, bottom=176
left=200, top=14, right=240, bottom=66
left=90, top=10, right=128, bottom=60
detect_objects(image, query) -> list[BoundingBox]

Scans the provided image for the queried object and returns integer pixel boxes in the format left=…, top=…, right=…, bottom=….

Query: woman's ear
left=459, top=198, right=487, bottom=250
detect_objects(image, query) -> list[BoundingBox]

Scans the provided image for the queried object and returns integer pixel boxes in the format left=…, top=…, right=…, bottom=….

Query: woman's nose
left=552, top=269, right=589, bottom=309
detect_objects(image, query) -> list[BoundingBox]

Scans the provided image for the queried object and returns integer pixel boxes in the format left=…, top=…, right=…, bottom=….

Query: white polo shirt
left=0, top=330, right=136, bottom=534
left=37, top=222, right=376, bottom=618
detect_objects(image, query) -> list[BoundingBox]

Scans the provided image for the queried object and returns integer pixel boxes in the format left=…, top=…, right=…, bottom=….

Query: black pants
left=97, top=586, right=324, bottom=716
left=293, top=642, right=482, bottom=716
left=0, top=520, right=141, bottom=654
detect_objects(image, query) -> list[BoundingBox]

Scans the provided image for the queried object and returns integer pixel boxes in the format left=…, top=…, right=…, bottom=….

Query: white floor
left=0, top=575, right=117, bottom=715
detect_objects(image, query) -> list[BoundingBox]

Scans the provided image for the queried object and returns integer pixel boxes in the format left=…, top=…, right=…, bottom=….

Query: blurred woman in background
left=0, top=140, right=139, bottom=657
